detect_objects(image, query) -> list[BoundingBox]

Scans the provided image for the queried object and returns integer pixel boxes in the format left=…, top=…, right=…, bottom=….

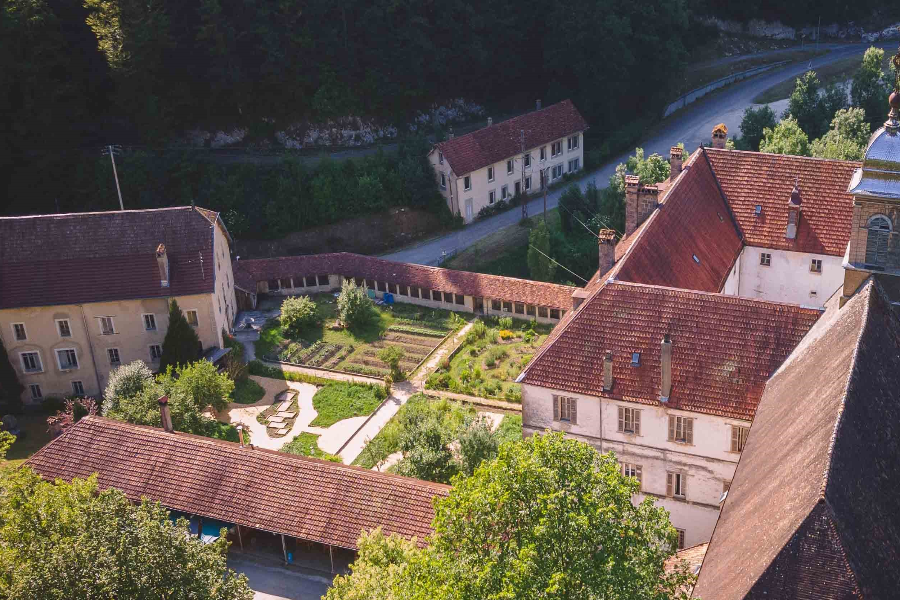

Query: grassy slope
left=309, top=382, right=385, bottom=427
left=280, top=432, right=341, bottom=462
left=230, top=378, right=266, bottom=404
left=1, top=414, right=53, bottom=469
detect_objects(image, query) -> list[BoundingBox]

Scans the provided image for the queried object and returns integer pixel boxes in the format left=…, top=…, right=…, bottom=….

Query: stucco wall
left=1, top=292, right=219, bottom=402
left=211, top=222, right=237, bottom=343
left=522, top=382, right=747, bottom=546
left=722, top=246, right=842, bottom=307
left=431, top=132, right=584, bottom=223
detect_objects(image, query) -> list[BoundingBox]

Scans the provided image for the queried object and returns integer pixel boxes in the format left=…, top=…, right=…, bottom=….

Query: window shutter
left=686, top=418, right=694, bottom=444
left=618, top=407, right=624, bottom=431
left=634, top=410, right=641, bottom=435
left=553, top=396, right=559, bottom=421
left=668, top=416, right=675, bottom=441
left=731, top=426, right=739, bottom=452
left=666, top=472, right=674, bottom=497
left=570, top=398, right=577, bottom=425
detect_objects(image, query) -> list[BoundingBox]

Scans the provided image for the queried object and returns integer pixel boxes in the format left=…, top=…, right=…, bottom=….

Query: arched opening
left=865, top=215, right=892, bottom=266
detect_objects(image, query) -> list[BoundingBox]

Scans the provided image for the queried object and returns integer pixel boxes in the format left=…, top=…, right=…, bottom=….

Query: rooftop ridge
left=606, top=280, right=824, bottom=313
left=705, top=146, right=862, bottom=166
left=0, top=206, right=204, bottom=220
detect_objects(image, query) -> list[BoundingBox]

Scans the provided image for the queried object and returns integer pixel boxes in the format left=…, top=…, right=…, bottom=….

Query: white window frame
left=488, top=190, right=496, bottom=205
left=107, top=348, right=121, bottom=367
left=29, top=383, right=42, bottom=400
left=524, top=153, right=531, bottom=168
left=56, top=319, right=72, bottom=338
left=810, top=258, right=822, bottom=274
left=617, top=406, right=641, bottom=435
left=97, top=316, right=115, bottom=335
left=506, top=160, right=513, bottom=175
left=487, top=166, right=494, bottom=182
left=551, top=140, right=562, bottom=158
left=149, top=344, right=162, bottom=362
left=567, top=134, right=580, bottom=151
left=143, top=313, right=157, bottom=331
left=440, top=172, right=446, bottom=189
left=760, top=252, right=771, bottom=266
left=185, top=309, right=199, bottom=327
left=568, top=158, right=580, bottom=173
left=72, top=380, right=85, bottom=396
left=730, top=424, right=750, bottom=453
left=667, top=471, right=686, bottom=499
left=501, top=185, right=508, bottom=200
left=551, top=164, right=563, bottom=180
left=20, top=351, right=43, bottom=373
left=56, top=348, right=79, bottom=371
left=11, top=322, right=27, bottom=341
left=540, top=147, right=546, bottom=161
left=525, top=176, right=532, bottom=191
left=464, top=176, right=471, bottom=191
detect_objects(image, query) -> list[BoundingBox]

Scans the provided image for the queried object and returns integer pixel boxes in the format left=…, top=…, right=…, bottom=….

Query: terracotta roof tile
left=614, top=151, right=744, bottom=293
left=436, top=100, right=588, bottom=176
left=521, top=281, right=820, bottom=421
left=0, top=207, right=223, bottom=309
left=233, top=253, right=577, bottom=310
left=693, top=279, right=900, bottom=599
left=27, top=417, right=448, bottom=550
left=705, top=148, right=859, bottom=256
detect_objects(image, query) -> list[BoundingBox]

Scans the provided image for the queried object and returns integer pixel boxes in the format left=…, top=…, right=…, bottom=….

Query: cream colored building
left=429, top=100, right=588, bottom=223
left=0, top=207, right=236, bottom=403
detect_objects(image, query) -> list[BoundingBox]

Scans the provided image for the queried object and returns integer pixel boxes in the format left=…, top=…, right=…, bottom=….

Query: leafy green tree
left=337, top=279, right=374, bottom=330
left=0, top=468, right=253, bottom=599
left=760, top=117, right=810, bottom=157
left=394, top=420, right=457, bottom=484
left=627, top=148, right=670, bottom=184
left=811, top=107, right=871, bottom=161
left=103, top=360, right=154, bottom=416
left=457, top=418, right=498, bottom=476
left=738, top=105, right=777, bottom=151
left=328, top=432, right=695, bottom=600
left=280, top=295, right=320, bottom=336
left=160, top=359, right=234, bottom=413
left=0, top=339, right=24, bottom=414
left=0, top=431, right=15, bottom=460
left=527, top=219, right=556, bottom=282
left=159, top=299, right=202, bottom=372
left=852, top=47, right=892, bottom=129
left=377, top=346, right=406, bottom=380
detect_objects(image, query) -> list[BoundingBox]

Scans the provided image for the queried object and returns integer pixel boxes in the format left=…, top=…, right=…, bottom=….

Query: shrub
left=458, top=418, right=499, bottom=476
left=504, top=385, right=522, bottom=402
left=471, top=320, right=486, bottom=339
left=280, top=295, right=320, bottom=335
left=0, top=339, right=24, bottom=414
left=337, top=279, right=375, bottom=330
left=231, top=378, right=265, bottom=405
left=377, top=346, right=406, bottom=380
left=103, top=360, right=154, bottom=416
left=498, top=317, right=513, bottom=330
left=484, top=356, right=496, bottom=368
left=498, top=329, right=514, bottom=340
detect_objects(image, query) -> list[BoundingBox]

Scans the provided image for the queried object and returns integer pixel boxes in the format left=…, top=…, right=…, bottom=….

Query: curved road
left=383, top=42, right=893, bottom=267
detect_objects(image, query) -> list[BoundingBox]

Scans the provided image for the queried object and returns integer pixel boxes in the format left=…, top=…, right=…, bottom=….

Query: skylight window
left=692, top=254, right=700, bottom=264
left=754, top=205, right=762, bottom=216
left=631, top=352, right=641, bottom=367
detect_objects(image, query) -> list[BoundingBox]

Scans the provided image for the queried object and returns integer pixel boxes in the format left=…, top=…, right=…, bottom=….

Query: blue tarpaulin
left=383, top=293, right=394, bottom=305
left=169, top=512, right=232, bottom=544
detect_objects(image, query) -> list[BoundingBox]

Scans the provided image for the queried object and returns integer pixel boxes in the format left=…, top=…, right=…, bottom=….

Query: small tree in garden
left=159, top=299, right=202, bottom=372
left=280, top=295, right=319, bottom=335
left=47, top=397, right=99, bottom=433
left=337, top=279, right=374, bottom=330
left=0, top=339, right=24, bottom=414
left=157, top=360, right=234, bottom=413
left=458, top=418, right=499, bottom=476
left=378, top=346, right=406, bottom=380
left=103, top=360, right=154, bottom=416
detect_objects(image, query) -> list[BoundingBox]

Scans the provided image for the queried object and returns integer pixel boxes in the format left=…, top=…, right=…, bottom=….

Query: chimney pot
left=156, top=243, right=169, bottom=288
left=660, top=335, right=672, bottom=402
left=598, top=229, right=617, bottom=275
left=487, top=117, right=493, bottom=128
left=536, top=99, right=542, bottom=110
left=237, top=425, right=245, bottom=448
left=158, top=395, right=174, bottom=432
left=711, top=124, right=728, bottom=149
left=448, top=128, right=454, bottom=140
left=669, top=147, right=684, bottom=180
left=603, top=351, right=614, bottom=392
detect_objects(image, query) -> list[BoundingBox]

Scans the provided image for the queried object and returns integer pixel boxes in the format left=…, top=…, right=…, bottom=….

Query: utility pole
left=816, top=16, right=821, bottom=51
left=520, top=130, right=528, bottom=220
left=543, top=167, right=548, bottom=223
left=102, top=145, right=124, bottom=211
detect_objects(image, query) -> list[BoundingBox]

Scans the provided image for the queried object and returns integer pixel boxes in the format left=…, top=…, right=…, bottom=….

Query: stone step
left=276, top=411, right=296, bottom=419
left=276, top=427, right=289, bottom=435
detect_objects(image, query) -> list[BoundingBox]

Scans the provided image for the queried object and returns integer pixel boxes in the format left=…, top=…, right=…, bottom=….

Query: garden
left=352, top=394, right=523, bottom=484
left=424, top=317, right=552, bottom=402
left=256, top=285, right=468, bottom=379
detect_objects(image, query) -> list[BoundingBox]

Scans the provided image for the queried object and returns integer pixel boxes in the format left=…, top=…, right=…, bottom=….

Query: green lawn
left=280, top=432, right=341, bottom=462
left=257, top=294, right=466, bottom=378
left=425, top=319, right=551, bottom=402
left=230, top=378, right=266, bottom=405
left=1, top=414, right=54, bottom=469
left=310, top=382, right=387, bottom=427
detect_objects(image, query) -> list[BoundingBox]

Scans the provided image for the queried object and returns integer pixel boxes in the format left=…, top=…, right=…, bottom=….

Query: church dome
left=847, top=73, right=900, bottom=200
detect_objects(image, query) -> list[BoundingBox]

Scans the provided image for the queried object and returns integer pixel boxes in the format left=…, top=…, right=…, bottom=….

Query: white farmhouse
left=428, top=100, right=588, bottom=223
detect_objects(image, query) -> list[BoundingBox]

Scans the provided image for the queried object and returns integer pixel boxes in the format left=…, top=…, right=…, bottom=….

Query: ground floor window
left=526, top=304, right=535, bottom=316
left=455, top=294, right=465, bottom=305
left=268, top=279, right=280, bottom=291
left=491, top=299, right=501, bottom=310
left=552, top=164, right=563, bottom=179
left=549, top=308, right=560, bottom=319
left=514, top=303, right=525, bottom=314
left=410, top=287, right=420, bottom=298
left=502, top=301, right=512, bottom=312
left=525, top=176, right=531, bottom=191
left=568, top=158, right=580, bottom=172
left=399, top=286, right=408, bottom=296
left=432, top=290, right=441, bottom=301
left=30, top=384, right=42, bottom=400
left=538, top=306, right=548, bottom=318
left=72, top=381, right=85, bottom=396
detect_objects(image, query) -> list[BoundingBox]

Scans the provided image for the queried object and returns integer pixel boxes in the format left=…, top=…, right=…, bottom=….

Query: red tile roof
left=233, top=253, right=578, bottom=310
left=0, top=207, right=226, bottom=309
left=693, top=279, right=900, bottom=599
left=27, top=416, right=448, bottom=551
left=614, top=151, right=744, bottom=293
left=520, top=281, right=820, bottom=421
left=435, top=100, right=588, bottom=176
left=705, top=148, right=859, bottom=256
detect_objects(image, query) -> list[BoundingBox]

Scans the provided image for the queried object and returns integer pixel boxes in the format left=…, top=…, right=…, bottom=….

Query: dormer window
left=865, top=215, right=892, bottom=266
left=631, top=352, right=641, bottom=367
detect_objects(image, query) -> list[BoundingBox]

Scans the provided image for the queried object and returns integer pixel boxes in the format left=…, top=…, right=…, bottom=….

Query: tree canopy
left=851, top=47, right=892, bottom=129
left=0, top=339, right=24, bottom=414
left=738, top=105, right=777, bottom=152
left=327, top=432, right=695, bottom=600
left=810, top=107, right=871, bottom=161
left=159, top=299, right=202, bottom=372
left=760, top=117, right=810, bottom=157
left=0, top=468, right=253, bottom=600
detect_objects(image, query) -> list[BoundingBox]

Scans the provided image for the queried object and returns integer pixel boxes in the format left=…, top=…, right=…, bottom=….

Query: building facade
left=0, top=207, right=236, bottom=402
left=428, top=100, right=588, bottom=223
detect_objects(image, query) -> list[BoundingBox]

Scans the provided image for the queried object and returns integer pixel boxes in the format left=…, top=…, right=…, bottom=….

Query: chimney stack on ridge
left=156, top=243, right=169, bottom=288
left=660, top=335, right=672, bottom=402
left=158, top=395, right=174, bottom=432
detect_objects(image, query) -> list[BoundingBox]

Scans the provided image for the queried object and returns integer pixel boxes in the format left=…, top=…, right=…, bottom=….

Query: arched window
left=865, top=215, right=892, bottom=266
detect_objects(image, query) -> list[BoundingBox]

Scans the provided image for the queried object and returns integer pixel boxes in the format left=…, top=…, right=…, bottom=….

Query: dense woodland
left=0, top=0, right=893, bottom=236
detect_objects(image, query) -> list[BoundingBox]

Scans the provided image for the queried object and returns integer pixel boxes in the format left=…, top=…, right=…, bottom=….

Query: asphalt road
left=382, top=42, right=893, bottom=267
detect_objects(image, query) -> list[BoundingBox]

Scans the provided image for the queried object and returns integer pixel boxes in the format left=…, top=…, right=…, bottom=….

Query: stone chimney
left=669, top=146, right=683, bottom=180
left=712, top=123, right=728, bottom=149
left=571, top=289, right=590, bottom=310
left=158, top=395, right=173, bottom=432
left=156, top=243, right=169, bottom=287
left=787, top=181, right=802, bottom=240
left=624, top=175, right=641, bottom=236
left=536, top=99, right=542, bottom=111
left=660, top=334, right=672, bottom=402
left=487, top=117, right=493, bottom=128
left=598, top=228, right=617, bottom=275
left=237, top=424, right=245, bottom=448
left=448, top=128, right=454, bottom=140
left=603, top=351, right=614, bottom=391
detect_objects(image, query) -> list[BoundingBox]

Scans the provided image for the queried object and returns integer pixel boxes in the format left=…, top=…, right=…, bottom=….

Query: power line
left=558, top=200, right=623, bottom=239
left=527, top=244, right=589, bottom=284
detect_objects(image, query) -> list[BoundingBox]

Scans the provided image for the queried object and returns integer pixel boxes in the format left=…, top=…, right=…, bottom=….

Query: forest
left=1, top=0, right=893, bottom=235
